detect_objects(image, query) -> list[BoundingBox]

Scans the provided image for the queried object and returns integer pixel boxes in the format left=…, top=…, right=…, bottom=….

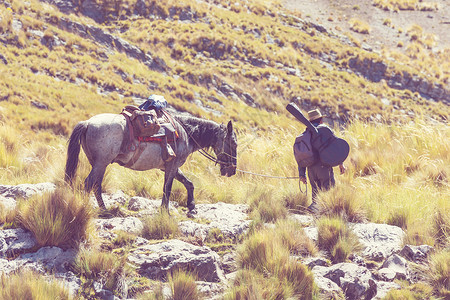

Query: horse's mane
left=173, top=113, right=222, bottom=150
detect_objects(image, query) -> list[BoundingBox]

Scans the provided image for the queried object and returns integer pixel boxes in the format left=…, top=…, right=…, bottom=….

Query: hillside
left=0, top=0, right=449, bottom=299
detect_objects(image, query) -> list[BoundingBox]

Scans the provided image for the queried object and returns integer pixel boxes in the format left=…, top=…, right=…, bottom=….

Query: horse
left=64, top=110, right=237, bottom=212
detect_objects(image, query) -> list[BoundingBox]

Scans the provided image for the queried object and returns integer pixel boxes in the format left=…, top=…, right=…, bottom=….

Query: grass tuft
left=17, top=187, right=95, bottom=248
left=0, top=270, right=70, bottom=300
left=169, top=269, right=200, bottom=300
left=317, top=216, right=361, bottom=263
left=141, top=209, right=179, bottom=240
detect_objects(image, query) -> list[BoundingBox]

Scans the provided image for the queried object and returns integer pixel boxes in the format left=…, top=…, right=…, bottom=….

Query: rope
left=236, top=168, right=299, bottom=179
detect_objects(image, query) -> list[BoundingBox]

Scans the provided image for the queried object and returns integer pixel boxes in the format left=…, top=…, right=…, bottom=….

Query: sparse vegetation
left=0, top=270, right=71, bottom=300
left=349, top=18, right=371, bottom=34
left=17, top=187, right=95, bottom=248
left=141, top=209, right=180, bottom=240
left=169, top=270, right=201, bottom=300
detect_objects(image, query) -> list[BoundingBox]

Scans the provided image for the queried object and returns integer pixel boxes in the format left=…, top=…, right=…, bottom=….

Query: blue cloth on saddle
left=139, top=95, right=167, bottom=111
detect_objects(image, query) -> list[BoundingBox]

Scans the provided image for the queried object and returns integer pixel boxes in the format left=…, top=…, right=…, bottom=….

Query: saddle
left=121, top=105, right=178, bottom=162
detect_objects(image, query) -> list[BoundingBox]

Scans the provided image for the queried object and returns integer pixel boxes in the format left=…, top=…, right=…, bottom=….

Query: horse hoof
left=187, top=209, right=197, bottom=218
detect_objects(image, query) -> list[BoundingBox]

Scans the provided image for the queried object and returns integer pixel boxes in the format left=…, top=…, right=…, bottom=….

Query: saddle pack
left=121, top=105, right=160, bottom=137
left=293, top=129, right=316, bottom=168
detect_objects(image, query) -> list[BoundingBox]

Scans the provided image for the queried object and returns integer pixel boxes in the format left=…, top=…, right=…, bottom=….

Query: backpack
left=293, top=129, right=316, bottom=168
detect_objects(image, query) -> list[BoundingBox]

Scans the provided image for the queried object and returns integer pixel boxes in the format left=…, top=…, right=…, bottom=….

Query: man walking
left=298, top=109, right=346, bottom=213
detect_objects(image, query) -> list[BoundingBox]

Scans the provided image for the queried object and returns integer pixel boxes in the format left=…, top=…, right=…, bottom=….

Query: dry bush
left=0, top=270, right=71, bottom=300
left=141, top=209, right=179, bottom=240
left=17, top=187, right=95, bottom=248
left=426, top=250, right=450, bottom=297
left=169, top=269, right=200, bottom=300
left=317, top=216, right=361, bottom=263
left=72, top=246, right=130, bottom=297
left=349, top=18, right=371, bottom=34
left=317, top=186, right=366, bottom=223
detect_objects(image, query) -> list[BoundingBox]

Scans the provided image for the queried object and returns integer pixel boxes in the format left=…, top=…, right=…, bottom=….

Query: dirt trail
left=282, top=0, right=450, bottom=51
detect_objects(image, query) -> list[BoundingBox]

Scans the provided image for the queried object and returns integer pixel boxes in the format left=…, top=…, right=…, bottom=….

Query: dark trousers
left=307, top=164, right=335, bottom=202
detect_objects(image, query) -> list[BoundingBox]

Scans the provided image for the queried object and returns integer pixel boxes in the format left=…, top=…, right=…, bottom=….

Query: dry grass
left=17, top=187, right=95, bottom=248
left=169, top=269, right=200, bottom=300
left=141, top=209, right=180, bottom=240
left=349, top=18, right=371, bottom=34
left=0, top=270, right=71, bottom=299
left=317, top=216, right=362, bottom=263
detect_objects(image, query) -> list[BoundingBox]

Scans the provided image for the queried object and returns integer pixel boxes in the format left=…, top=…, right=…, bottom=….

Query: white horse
left=65, top=111, right=237, bottom=212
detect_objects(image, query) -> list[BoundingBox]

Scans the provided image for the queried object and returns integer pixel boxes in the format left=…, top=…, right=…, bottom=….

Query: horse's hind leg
left=85, top=164, right=107, bottom=209
left=175, top=169, right=195, bottom=211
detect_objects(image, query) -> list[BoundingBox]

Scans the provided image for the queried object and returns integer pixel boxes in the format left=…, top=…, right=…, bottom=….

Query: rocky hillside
left=0, top=183, right=438, bottom=299
left=0, top=0, right=449, bottom=299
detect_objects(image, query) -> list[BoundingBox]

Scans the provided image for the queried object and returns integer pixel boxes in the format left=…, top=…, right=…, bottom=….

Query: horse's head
left=214, top=121, right=237, bottom=177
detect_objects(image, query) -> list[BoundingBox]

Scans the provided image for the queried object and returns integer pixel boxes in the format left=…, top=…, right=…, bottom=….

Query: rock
left=290, top=214, right=314, bottom=227
left=0, top=246, right=76, bottom=275
left=0, top=228, right=37, bottom=258
left=221, top=252, right=237, bottom=274
left=351, top=223, right=405, bottom=261
left=128, top=239, right=225, bottom=283
left=54, top=272, right=83, bottom=296
left=313, top=263, right=376, bottom=299
left=0, top=182, right=56, bottom=199
left=95, top=217, right=143, bottom=234
left=196, top=281, right=227, bottom=300
left=400, top=244, right=434, bottom=263
left=302, top=257, right=329, bottom=269
left=0, top=195, right=16, bottom=210
left=179, top=203, right=251, bottom=240
left=303, top=226, right=318, bottom=242
left=374, top=281, right=401, bottom=299
left=379, top=254, right=409, bottom=281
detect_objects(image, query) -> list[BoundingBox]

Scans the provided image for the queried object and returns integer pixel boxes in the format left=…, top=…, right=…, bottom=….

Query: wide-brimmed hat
left=307, top=109, right=323, bottom=121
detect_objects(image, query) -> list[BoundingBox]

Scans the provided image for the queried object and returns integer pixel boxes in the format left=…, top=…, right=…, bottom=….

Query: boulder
left=0, top=228, right=37, bottom=258
left=351, top=223, right=405, bottom=261
left=400, top=244, right=434, bottom=263
left=0, top=182, right=56, bottom=199
left=128, top=239, right=225, bottom=283
left=379, top=254, right=409, bottom=281
left=313, top=263, right=376, bottom=299
left=127, top=196, right=177, bottom=214
left=95, top=217, right=143, bottom=235
left=179, top=203, right=251, bottom=240
left=0, top=194, right=16, bottom=210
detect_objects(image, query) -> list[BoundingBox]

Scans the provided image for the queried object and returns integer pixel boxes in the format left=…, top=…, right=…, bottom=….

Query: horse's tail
left=65, top=121, right=88, bottom=185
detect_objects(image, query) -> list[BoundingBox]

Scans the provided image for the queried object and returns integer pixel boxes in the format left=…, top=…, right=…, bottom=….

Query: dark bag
left=131, top=109, right=160, bottom=137
left=293, top=130, right=316, bottom=167
left=311, top=124, right=349, bottom=167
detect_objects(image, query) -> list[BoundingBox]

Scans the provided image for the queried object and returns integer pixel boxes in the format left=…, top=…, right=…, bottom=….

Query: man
left=298, top=109, right=346, bottom=212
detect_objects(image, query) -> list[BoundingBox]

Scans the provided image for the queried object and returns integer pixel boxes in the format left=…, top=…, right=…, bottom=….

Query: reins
left=175, top=116, right=306, bottom=195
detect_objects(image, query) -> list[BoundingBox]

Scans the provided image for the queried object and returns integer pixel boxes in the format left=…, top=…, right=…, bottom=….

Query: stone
left=400, top=244, right=434, bottom=263
left=0, top=182, right=56, bottom=199
left=0, top=228, right=37, bottom=258
left=128, top=239, right=225, bottom=283
left=379, top=254, right=409, bottom=281
left=179, top=203, right=250, bottom=240
left=95, top=217, right=143, bottom=234
left=351, top=223, right=405, bottom=261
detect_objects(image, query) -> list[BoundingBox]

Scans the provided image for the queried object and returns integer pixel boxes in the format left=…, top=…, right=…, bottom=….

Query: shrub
left=72, top=246, right=130, bottom=296
left=427, top=250, right=450, bottom=297
left=169, top=269, right=200, bottom=300
left=349, top=18, right=371, bottom=34
left=141, top=210, right=179, bottom=240
left=318, top=186, right=366, bottom=223
left=17, top=188, right=95, bottom=248
left=433, top=209, right=450, bottom=248
left=317, top=216, right=361, bottom=263
left=274, top=219, right=317, bottom=257
left=0, top=270, right=70, bottom=300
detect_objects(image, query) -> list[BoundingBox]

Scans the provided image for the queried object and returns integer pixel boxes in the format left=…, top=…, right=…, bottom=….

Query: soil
left=282, top=0, right=450, bottom=52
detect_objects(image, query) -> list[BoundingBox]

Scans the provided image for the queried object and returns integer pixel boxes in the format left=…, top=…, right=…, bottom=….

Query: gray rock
left=400, top=244, right=434, bottom=263
left=351, top=223, right=405, bottom=261
left=0, top=228, right=37, bottom=258
left=0, top=194, right=16, bottom=210
left=128, top=239, right=225, bottom=283
left=95, top=217, right=143, bottom=234
left=379, top=254, right=409, bottom=281
left=289, top=214, right=314, bottom=226
left=179, top=203, right=250, bottom=240
left=0, top=182, right=56, bottom=199
left=303, top=226, right=318, bottom=242
left=374, top=281, right=401, bottom=299
left=313, top=263, right=376, bottom=299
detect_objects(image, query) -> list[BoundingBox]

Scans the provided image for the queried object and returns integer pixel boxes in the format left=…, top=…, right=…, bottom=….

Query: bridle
left=177, top=117, right=236, bottom=168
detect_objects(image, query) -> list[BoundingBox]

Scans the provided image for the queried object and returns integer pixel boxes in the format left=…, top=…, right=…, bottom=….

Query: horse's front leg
left=161, top=168, right=176, bottom=212
left=175, top=169, right=195, bottom=212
